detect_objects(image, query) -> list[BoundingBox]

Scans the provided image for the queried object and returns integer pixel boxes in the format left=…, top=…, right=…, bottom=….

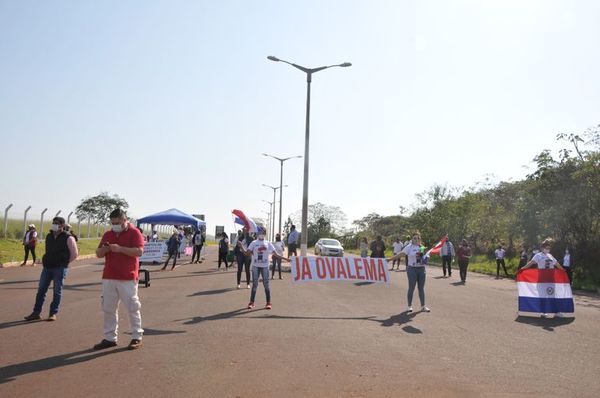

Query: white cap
left=28, top=224, right=35, bottom=228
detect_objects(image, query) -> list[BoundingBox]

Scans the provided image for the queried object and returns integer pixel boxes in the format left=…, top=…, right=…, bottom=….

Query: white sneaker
left=541, top=313, right=549, bottom=318
left=555, top=312, right=565, bottom=318
left=247, top=284, right=251, bottom=289
left=421, top=306, right=431, bottom=313
left=407, top=307, right=413, bottom=313
left=237, top=284, right=241, bottom=289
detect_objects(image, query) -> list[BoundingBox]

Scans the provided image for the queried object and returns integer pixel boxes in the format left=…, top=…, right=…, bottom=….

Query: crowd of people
left=19, top=209, right=572, bottom=351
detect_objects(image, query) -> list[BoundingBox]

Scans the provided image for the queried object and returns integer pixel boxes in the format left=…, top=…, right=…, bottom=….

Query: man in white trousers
left=93, top=208, right=145, bottom=350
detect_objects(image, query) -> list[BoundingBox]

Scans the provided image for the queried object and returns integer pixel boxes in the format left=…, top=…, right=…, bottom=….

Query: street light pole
left=262, top=153, right=301, bottom=237
left=267, top=56, right=351, bottom=255
left=262, top=184, right=281, bottom=241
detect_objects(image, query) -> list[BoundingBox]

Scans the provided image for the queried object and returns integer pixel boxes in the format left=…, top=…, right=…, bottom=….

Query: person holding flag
left=388, top=233, right=430, bottom=313
left=241, top=227, right=289, bottom=310
left=518, top=238, right=572, bottom=318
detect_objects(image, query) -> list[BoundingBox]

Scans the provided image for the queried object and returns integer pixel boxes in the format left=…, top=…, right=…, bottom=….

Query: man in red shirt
left=93, top=209, right=145, bottom=350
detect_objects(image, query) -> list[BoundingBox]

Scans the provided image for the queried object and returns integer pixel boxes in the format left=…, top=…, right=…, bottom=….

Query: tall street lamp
left=262, top=184, right=280, bottom=241
left=267, top=55, right=351, bottom=255
left=262, top=153, right=302, bottom=237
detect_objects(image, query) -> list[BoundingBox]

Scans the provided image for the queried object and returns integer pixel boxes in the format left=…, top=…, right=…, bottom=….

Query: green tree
left=75, top=192, right=129, bottom=224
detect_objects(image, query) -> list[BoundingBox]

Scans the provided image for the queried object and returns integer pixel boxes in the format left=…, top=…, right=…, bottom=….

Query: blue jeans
left=250, top=266, right=270, bottom=303
left=34, top=266, right=68, bottom=315
left=407, top=266, right=426, bottom=307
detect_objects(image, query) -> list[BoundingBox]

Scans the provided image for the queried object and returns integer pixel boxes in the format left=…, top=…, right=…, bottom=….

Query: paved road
left=1, top=247, right=599, bottom=398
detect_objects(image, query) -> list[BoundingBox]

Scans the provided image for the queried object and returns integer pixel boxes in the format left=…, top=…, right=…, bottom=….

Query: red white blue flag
left=516, top=268, right=574, bottom=316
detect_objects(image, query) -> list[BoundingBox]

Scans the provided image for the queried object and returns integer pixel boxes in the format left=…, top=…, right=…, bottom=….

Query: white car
left=314, top=238, right=344, bottom=257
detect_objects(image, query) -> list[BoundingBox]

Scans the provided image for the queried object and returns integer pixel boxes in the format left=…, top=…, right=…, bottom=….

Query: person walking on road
left=440, top=236, right=455, bottom=278
left=21, top=224, right=38, bottom=266
left=24, top=217, right=78, bottom=321
left=287, top=225, right=299, bottom=257
left=388, top=233, right=430, bottom=313
left=93, top=209, right=145, bottom=351
left=241, top=227, right=289, bottom=310
left=161, top=231, right=180, bottom=270
left=235, top=229, right=253, bottom=289
left=272, top=233, right=285, bottom=280
left=456, top=239, right=471, bottom=283
left=218, top=232, right=230, bottom=269
left=495, top=244, right=509, bottom=278
left=370, top=235, right=386, bottom=258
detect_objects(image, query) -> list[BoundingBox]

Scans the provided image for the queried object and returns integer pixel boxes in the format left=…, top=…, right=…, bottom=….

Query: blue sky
left=1, top=1, right=599, bottom=235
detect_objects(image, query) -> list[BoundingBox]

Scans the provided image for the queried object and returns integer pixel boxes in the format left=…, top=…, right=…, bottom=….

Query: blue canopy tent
left=136, top=208, right=205, bottom=231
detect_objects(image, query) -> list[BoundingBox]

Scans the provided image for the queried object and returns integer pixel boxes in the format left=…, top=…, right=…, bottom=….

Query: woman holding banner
left=388, top=233, right=430, bottom=313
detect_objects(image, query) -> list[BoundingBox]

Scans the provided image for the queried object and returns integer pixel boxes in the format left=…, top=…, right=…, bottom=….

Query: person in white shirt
left=494, top=244, right=509, bottom=278
left=391, top=237, right=403, bottom=271
left=271, top=233, right=285, bottom=280
left=520, top=238, right=566, bottom=318
left=21, top=224, right=38, bottom=266
left=562, top=248, right=572, bottom=284
left=241, top=227, right=289, bottom=310
left=388, top=233, right=430, bottom=313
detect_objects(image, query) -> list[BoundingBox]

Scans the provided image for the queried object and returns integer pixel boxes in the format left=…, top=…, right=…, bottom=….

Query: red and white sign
left=291, top=256, right=390, bottom=284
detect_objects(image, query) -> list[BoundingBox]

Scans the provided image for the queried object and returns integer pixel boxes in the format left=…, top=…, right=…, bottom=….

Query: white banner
left=140, top=241, right=167, bottom=262
left=291, top=256, right=390, bottom=284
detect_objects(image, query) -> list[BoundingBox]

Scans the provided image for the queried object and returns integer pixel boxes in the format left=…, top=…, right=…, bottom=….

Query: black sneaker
left=24, top=312, right=41, bottom=321
left=93, top=339, right=117, bottom=350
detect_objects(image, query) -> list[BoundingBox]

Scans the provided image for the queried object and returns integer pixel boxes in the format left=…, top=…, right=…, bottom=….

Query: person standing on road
left=242, top=227, right=289, bottom=310
left=191, top=229, right=203, bottom=264
left=93, top=209, right=145, bottom=351
left=456, top=239, right=471, bottom=283
left=24, top=217, right=78, bottom=321
left=235, top=228, right=253, bottom=289
left=520, top=238, right=566, bottom=318
left=161, top=231, right=180, bottom=271
left=370, top=235, right=386, bottom=258
left=388, top=233, right=430, bottom=313
left=272, top=233, right=285, bottom=280
left=562, top=247, right=572, bottom=284
left=218, top=232, right=230, bottom=269
left=21, top=224, right=38, bottom=266
left=359, top=237, right=369, bottom=258
left=287, top=225, right=299, bottom=257
left=518, top=245, right=529, bottom=269
left=391, top=237, right=403, bottom=270
left=440, top=236, right=455, bottom=278
left=494, top=244, right=509, bottom=278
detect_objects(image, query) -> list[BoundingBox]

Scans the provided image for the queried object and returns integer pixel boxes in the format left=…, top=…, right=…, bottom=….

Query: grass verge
left=0, top=238, right=101, bottom=265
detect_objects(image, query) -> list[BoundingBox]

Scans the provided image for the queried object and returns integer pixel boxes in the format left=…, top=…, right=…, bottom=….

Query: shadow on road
left=0, top=279, right=39, bottom=286
left=178, top=309, right=377, bottom=325
left=125, top=327, right=186, bottom=336
left=0, top=319, right=39, bottom=330
left=188, top=287, right=237, bottom=297
left=178, top=308, right=248, bottom=324
left=451, top=281, right=465, bottom=286
left=0, top=347, right=128, bottom=384
left=514, top=316, right=575, bottom=331
left=370, top=311, right=423, bottom=333
left=64, top=281, right=102, bottom=291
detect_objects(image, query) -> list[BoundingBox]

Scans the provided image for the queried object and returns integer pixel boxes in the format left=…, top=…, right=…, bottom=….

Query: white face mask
left=258, top=235, right=265, bottom=240
left=50, top=224, right=60, bottom=232
left=111, top=224, right=123, bottom=233
left=542, top=248, right=550, bottom=254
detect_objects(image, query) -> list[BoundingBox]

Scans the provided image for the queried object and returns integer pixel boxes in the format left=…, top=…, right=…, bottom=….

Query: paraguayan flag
left=516, top=268, right=574, bottom=316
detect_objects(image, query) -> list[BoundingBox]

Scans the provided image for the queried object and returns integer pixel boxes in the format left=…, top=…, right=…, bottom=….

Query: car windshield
left=321, top=239, right=341, bottom=246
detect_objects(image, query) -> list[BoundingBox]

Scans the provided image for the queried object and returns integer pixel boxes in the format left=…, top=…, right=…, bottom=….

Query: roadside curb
left=0, top=254, right=98, bottom=269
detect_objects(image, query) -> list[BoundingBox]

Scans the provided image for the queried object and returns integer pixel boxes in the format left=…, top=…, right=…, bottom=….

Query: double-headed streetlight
left=262, top=153, right=302, bottom=238
left=267, top=55, right=351, bottom=255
